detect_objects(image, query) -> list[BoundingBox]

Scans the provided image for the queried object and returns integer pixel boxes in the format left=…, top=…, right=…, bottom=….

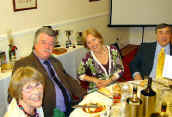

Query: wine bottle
left=141, top=77, right=156, bottom=117
left=127, top=86, right=142, bottom=105
left=160, top=102, right=168, bottom=117
left=126, top=86, right=142, bottom=117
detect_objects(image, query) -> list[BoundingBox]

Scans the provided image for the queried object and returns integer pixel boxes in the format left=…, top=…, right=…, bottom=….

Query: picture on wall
left=13, top=0, right=37, bottom=12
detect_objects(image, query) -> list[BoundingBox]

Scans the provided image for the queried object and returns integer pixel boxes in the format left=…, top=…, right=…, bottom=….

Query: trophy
left=76, top=32, right=83, bottom=45
left=54, top=29, right=60, bottom=47
left=65, top=30, right=72, bottom=48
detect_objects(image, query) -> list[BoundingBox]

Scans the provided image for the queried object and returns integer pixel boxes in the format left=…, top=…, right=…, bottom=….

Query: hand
left=94, top=79, right=111, bottom=88
left=134, top=73, right=143, bottom=80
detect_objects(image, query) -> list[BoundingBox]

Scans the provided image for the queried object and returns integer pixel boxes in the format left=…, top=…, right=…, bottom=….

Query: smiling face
left=156, top=27, right=171, bottom=47
left=34, top=33, right=55, bottom=60
left=86, top=34, right=103, bottom=52
left=20, top=81, right=44, bottom=109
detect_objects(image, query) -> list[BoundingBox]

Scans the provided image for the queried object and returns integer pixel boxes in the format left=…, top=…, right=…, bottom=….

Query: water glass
left=121, top=83, right=132, bottom=102
left=109, top=104, right=122, bottom=117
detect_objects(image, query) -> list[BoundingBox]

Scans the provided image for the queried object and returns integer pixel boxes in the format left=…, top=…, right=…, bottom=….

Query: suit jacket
left=129, top=42, right=172, bottom=79
left=12, top=52, right=86, bottom=117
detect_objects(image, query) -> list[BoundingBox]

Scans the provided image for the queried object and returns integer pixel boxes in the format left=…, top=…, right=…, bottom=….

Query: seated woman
left=4, top=66, right=45, bottom=117
left=78, top=28, right=124, bottom=91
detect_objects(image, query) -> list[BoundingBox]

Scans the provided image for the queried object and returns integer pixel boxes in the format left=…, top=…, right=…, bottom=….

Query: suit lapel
left=149, top=43, right=157, bottom=70
left=31, top=52, right=50, bottom=79
left=170, top=44, right=172, bottom=55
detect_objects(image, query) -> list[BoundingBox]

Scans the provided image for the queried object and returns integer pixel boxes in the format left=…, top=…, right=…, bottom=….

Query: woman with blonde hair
left=78, top=28, right=124, bottom=91
left=4, top=66, right=45, bottom=117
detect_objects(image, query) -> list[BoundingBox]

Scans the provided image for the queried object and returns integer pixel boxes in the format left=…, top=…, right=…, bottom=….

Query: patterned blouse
left=78, top=45, right=124, bottom=90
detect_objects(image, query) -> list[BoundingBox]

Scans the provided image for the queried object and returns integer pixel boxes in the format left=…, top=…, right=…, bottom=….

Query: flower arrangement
left=7, top=30, right=17, bottom=61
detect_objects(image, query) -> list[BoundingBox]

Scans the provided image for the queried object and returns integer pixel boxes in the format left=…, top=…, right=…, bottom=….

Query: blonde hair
left=8, top=66, right=45, bottom=100
left=82, top=28, right=104, bottom=48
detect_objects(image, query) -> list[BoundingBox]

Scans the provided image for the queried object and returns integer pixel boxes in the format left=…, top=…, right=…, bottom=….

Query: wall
left=128, top=27, right=157, bottom=45
left=0, top=14, right=129, bottom=61
left=2, top=0, right=161, bottom=62
left=0, top=0, right=108, bottom=35
left=0, top=0, right=130, bottom=61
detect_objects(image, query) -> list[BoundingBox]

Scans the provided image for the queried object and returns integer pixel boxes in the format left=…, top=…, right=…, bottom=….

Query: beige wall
left=0, top=14, right=129, bottom=60
left=128, top=27, right=157, bottom=45
left=0, top=0, right=108, bottom=35
left=0, top=0, right=130, bottom=61
left=1, top=0, right=163, bottom=62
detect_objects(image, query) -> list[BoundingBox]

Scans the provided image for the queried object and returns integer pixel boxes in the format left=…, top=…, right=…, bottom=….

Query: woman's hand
left=82, top=75, right=112, bottom=88
left=94, top=79, right=112, bottom=88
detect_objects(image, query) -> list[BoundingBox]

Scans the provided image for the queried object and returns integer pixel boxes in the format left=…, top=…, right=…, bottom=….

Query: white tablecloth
left=53, top=46, right=88, bottom=79
left=0, top=71, right=11, bottom=117
left=0, top=46, right=87, bottom=117
left=70, top=81, right=172, bottom=117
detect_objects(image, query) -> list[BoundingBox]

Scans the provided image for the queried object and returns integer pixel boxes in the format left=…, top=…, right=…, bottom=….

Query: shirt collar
left=33, top=50, right=49, bottom=64
left=156, top=42, right=170, bottom=53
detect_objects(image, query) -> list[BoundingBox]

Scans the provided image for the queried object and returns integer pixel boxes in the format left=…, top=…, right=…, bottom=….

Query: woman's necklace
left=18, top=104, right=39, bottom=117
left=94, top=46, right=108, bottom=64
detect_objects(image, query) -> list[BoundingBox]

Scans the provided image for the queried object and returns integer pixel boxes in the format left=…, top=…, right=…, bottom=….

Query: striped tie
left=156, top=48, right=165, bottom=79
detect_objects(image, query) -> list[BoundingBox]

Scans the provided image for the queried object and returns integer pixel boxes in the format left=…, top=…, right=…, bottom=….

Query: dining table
left=0, top=71, right=11, bottom=117
left=69, top=79, right=172, bottom=117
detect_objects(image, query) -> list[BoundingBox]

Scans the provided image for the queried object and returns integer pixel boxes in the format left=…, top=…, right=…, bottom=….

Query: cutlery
left=72, top=104, right=101, bottom=108
left=97, top=90, right=113, bottom=100
left=87, top=88, right=98, bottom=94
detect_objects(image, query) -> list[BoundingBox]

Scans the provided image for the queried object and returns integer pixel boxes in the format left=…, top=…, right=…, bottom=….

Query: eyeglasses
left=40, top=40, right=55, bottom=47
left=22, top=82, right=43, bottom=92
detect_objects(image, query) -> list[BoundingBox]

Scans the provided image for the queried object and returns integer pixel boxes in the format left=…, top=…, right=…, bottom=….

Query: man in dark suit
left=130, top=23, right=172, bottom=80
left=12, top=27, right=86, bottom=117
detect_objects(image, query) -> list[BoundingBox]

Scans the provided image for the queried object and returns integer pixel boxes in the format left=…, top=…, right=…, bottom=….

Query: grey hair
left=33, top=27, right=57, bottom=49
left=155, top=23, right=172, bottom=33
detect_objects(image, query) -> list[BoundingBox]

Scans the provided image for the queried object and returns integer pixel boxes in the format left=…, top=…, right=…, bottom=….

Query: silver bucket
left=141, top=94, right=156, bottom=117
left=125, top=98, right=143, bottom=117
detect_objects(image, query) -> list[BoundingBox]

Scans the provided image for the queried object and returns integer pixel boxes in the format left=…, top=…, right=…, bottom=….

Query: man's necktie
left=156, top=48, right=165, bottom=80
left=44, top=60, right=70, bottom=111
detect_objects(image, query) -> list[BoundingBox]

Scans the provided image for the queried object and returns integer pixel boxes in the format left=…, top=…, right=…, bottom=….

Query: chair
left=111, top=43, right=123, bottom=58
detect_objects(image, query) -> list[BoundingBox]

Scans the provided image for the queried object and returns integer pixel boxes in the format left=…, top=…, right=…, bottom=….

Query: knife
left=72, top=104, right=100, bottom=108
left=97, top=90, right=113, bottom=100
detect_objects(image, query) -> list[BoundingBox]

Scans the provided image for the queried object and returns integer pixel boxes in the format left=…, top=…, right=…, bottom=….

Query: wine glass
left=121, top=83, right=132, bottom=102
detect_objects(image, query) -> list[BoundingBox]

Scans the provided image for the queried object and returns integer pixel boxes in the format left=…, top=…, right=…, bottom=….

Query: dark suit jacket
left=12, top=52, right=86, bottom=117
left=129, top=42, right=172, bottom=79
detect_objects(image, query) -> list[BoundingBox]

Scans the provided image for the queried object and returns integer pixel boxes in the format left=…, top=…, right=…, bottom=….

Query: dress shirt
left=33, top=51, right=70, bottom=112
left=149, top=43, right=170, bottom=79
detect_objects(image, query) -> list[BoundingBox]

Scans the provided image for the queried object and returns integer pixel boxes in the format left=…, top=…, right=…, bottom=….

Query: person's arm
left=78, top=60, right=112, bottom=88
left=81, top=75, right=113, bottom=88
left=111, top=45, right=124, bottom=80
left=129, top=45, right=144, bottom=80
